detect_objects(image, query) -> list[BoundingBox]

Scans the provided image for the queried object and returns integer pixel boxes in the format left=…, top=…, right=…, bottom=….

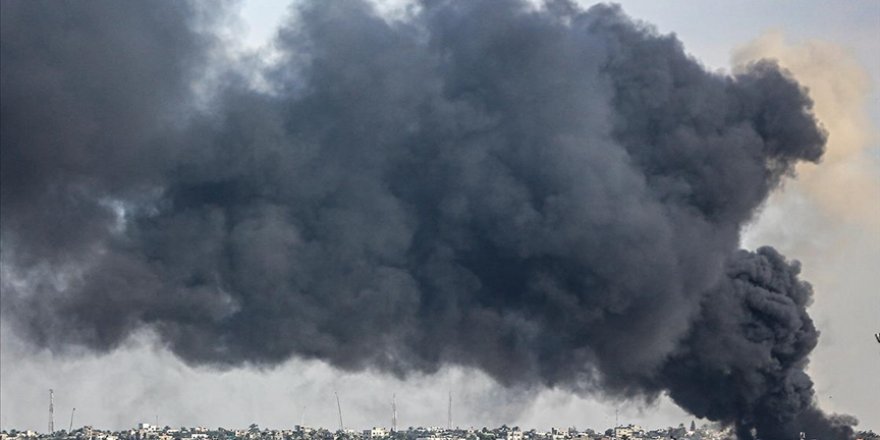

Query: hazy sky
left=1, top=0, right=878, bottom=434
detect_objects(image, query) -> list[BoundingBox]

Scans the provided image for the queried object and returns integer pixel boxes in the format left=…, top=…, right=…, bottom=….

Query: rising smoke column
left=0, top=0, right=854, bottom=437
left=656, top=248, right=856, bottom=439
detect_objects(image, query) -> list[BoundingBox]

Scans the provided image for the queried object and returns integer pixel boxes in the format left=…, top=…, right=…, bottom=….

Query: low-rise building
left=363, top=428, right=387, bottom=439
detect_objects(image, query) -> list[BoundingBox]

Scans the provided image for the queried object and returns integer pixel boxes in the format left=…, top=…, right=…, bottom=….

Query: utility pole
left=335, top=392, right=344, bottom=432
left=391, top=394, right=397, bottom=432
left=48, top=389, right=55, bottom=434
left=69, top=408, right=76, bottom=433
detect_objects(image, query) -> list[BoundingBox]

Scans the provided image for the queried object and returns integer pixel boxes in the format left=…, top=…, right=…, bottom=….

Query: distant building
left=550, top=428, right=567, bottom=440
left=505, top=429, right=523, bottom=440
left=613, top=426, right=642, bottom=440
left=363, top=428, right=388, bottom=439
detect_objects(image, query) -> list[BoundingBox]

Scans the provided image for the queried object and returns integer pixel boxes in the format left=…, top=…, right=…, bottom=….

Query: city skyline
left=1, top=0, right=877, bottom=437
left=2, top=418, right=879, bottom=440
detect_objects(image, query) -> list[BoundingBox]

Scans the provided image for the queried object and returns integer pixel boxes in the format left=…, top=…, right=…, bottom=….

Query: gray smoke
left=0, top=0, right=855, bottom=437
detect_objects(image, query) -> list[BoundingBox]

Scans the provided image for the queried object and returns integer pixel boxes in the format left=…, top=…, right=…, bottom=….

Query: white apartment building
left=506, top=429, right=523, bottom=440
left=364, top=427, right=389, bottom=439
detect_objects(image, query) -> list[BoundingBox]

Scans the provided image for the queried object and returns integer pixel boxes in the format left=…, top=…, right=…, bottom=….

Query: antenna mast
left=447, top=391, right=452, bottom=430
left=391, top=394, right=397, bottom=432
left=69, top=408, right=76, bottom=433
left=335, top=392, right=344, bottom=432
left=48, top=389, right=55, bottom=434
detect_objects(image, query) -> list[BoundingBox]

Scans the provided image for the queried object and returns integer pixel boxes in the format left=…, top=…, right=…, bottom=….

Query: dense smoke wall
left=0, top=0, right=855, bottom=438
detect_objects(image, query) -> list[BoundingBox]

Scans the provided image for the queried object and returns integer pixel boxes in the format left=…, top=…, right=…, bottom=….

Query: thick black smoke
left=655, top=248, right=856, bottom=439
left=0, top=0, right=854, bottom=437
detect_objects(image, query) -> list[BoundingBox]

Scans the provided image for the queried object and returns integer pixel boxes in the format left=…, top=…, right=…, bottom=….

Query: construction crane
left=48, top=389, right=54, bottom=434
left=69, top=408, right=76, bottom=433
left=335, top=392, right=344, bottom=432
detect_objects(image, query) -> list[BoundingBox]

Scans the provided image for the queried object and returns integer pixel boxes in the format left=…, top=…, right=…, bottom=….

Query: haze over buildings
left=3, top=422, right=879, bottom=440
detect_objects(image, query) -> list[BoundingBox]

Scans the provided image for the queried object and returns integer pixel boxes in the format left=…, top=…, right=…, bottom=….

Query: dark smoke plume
left=0, top=0, right=855, bottom=437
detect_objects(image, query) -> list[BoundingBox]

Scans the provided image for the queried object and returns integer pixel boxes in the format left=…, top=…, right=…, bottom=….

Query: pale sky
left=1, top=0, right=878, bottom=434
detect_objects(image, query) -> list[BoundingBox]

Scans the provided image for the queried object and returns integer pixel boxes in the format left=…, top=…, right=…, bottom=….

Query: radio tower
left=48, top=389, right=54, bottom=434
left=335, top=392, right=344, bottom=432
left=391, top=394, right=398, bottom=432
left=447, top=392, right=452, bottom=430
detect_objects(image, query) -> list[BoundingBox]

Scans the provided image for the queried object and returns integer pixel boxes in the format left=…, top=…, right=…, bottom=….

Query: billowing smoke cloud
left=736, top=32, right=880, bottom=426
left=734, top=32, right=880, bottom=231
left=0, top=0, right=854, bottom=437
left=655, top=248, right=856, bottom=439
